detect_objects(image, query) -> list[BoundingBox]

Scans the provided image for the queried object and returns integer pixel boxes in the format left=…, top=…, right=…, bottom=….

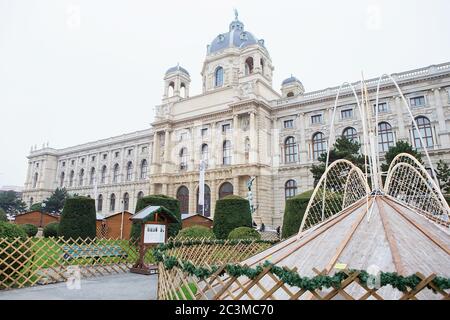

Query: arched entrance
left=196, top=184, right=211, bottom=217
left=176, top=186, right=189, bottom=214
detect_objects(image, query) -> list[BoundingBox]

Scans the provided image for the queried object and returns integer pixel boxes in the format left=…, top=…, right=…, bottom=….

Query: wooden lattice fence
left=156, top=240, right=449, bottom=300
left=0, top=236, right=147, bottom=290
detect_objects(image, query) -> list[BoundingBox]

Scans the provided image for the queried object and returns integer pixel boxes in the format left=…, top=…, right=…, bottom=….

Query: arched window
left=126, top=161, right=133, bottom=181
left=245, top=57, right=254, bottom=75
left=100, top=165, right=107, bottom=184
left=89, top=167, right=95, bottom=185
left=110, top=194, right=116, bottom=212
left=285, top=180, right=297, bottom=199
left=69, top=170, right=74, bottom=187
left=287, top=92, right=294, bottom=98
left=123, top=193, right=129, bottom=211
left=137, top=191, right=144, bottom=200
left=260, top=58, right=265, bottom=75
left=168, top=81, right=175, bottom=97
left=79, top=169, right=84, bottom=186
left=33, top=172, right=38, bottom=188
left=378, top=122, right=395, bottom=152
left=312, top=132, right=327, bottom=160
left=412, top=116, right=433, bottom=148
left=215, top=67, right=224, bottom=87
left=140, top=159, right=148, bottom=180
left=284, top=136, right=298, bottom=163
left=180, top=83, right=186, bottom=98
left=176, top=186, right=189, bottom=214
left=342, top=127, right=358, bottom=142
left=219, top=182, right=233, bottom=199
left=60, top=172, right=65, bottom=187
left=196, top=184, right=211, bottom=217
left=113, top=164, right=119, bottom=183
left=201, top=144, right=208, bottom=166
left=97, top=194, right=103, bottom=212
left=223, top=140, right=232, bottom=165
left=180, top=148, right=188, bottom=170
left=244, top=137, right=250, bottom=161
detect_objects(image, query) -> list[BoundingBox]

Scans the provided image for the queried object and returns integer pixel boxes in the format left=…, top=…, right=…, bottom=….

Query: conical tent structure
left=212, top=155, right=449, bottom=299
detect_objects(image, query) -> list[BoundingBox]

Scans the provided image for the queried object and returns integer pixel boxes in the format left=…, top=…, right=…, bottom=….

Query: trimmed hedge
left=281, top=190, right=313, bottom=239
left=0, top=221, right=28, bottom=283
left=58, top=196, right=96, bottom=240
left=43, top=222, right=59, bottom=238
left=213, top=195, right=252, bottom=239
left=0, top=208, right=7, bottom=222
left=20, top=224, right=38, bottom=237
left=131, top=194, right=181, bottom=240
left=176, top=225, right=215, bottom=240
left=228, top=226, right=261, bottom=240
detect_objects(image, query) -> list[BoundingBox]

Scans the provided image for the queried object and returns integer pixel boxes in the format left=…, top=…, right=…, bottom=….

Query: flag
left=198, top=160, right=205, bottom=207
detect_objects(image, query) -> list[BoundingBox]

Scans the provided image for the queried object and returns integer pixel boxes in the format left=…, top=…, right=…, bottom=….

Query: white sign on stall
left=143, top=223, right=166, bottom=244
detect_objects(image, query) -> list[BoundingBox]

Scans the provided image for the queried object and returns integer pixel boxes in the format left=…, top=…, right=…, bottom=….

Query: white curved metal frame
left=384, top=153, right=450, bottom=225
left=298, top=159, right=370, bottom=236
left=375, top=74, right=439, bottom=187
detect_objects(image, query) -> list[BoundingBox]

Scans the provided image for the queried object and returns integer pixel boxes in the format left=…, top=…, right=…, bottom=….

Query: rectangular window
left=91, top=156, right=95, bottom=162
left=71, top=160, right=75, bottom=165
left=128, top=149, right=132, bottom=156
left=283, top=120, right=294, bottom=128
left=341, top=109, right=353, bottom=119
left=311, top=114, right=322, bottom=124
left=103, top=154, right=107, bottom=160
left=410, top=96, right=425, bottom=107
left=201, top=128, right=208, bottom=137
left=373, top=102, right=388, bottom=113
left=142, top=146, right=147, bottom=153
left=115, top=151, right=119, bottom=158
left=180, top=132, right=187, bottom=141
left=222, top=123, right=231, bottom=133
left=81, top=158, right=85, bottom=164
left=62, top=162, right=66, bottom=167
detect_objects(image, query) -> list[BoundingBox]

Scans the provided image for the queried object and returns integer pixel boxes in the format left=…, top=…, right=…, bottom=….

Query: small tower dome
left=163, top=63, right=191, bottom=100
left=281, top=75, right=305, bottom=98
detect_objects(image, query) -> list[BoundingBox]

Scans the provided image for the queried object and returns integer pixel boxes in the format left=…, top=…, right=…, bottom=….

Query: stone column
left=210, top=122, right=217, bottom=169
left=249, top=111, right=258, bottom=163
left=189, top=181, right=195, bottom=214
left=433, top=88, right=449, bottom=146
left=191, top=127, right=196, bottom=170
left=394, top=96, right=407, bottom=140
left=162, top=130, right=170, bottom=173
left=233, top=176, right=239, bottom=196
left=233, top=115, right=239, bottom=165
left=151, top=133, right=159, bottom=174
left=298, top=113, right=307, bottom=163
left=272, top=118, right=280, bottom=168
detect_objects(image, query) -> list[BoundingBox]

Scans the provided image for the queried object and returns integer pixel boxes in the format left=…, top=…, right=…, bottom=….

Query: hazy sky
left=1, top=0, right=449, bottom=187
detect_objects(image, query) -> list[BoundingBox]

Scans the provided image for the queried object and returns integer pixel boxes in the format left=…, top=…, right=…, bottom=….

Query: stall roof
left=131, top=205, right=178, bottom=223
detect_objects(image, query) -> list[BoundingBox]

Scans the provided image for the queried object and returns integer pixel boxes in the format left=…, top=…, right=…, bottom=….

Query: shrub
left=20, top=224, right=38, bottom=237
left=444, top=194, right=450, bottom=207
left=58, top=196, right=96, bottom=240
left=0, top=208, right=7, bottom=222
left=0, top=221, right=28, bottom=284
left=281, top=190, right=313, bottom=239
left=228, top=226, right=261, bottom=240
left=213, top=195, right=252, bottom=239
left=30, top=202, right=43, bottom=211
left=176, top=225, right=215, bottom=240
left=43, top=222, right=59, bottom=238
left=131, top=194, right=181, bottom=240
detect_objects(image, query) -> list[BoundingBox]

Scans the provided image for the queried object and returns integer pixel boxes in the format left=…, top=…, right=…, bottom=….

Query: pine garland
left=153, top=240, right=450, bottom=292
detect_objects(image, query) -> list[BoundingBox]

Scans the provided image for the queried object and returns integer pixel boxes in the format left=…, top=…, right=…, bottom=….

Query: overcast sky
left=1, top=0, right=449, bottom=187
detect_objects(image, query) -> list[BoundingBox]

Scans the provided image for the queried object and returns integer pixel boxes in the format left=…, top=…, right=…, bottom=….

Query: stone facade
left=22, top=15, right=450, bottom=229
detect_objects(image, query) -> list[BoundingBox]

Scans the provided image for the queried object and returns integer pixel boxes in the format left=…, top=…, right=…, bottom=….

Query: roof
left=16, top=210, right=59, bottom=218
left=232, top=196, right=450, bottom=299
left=208, top=16, right=264, bottom=55
left=282, top=75, right=302, bottom=86
left=181, top=213, right=213, bottom=221
left=165, top=64, right=190, bottom=76
left=96, top=211, right=133, bottom=220
left=131, top=205, right=179, bottom=223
